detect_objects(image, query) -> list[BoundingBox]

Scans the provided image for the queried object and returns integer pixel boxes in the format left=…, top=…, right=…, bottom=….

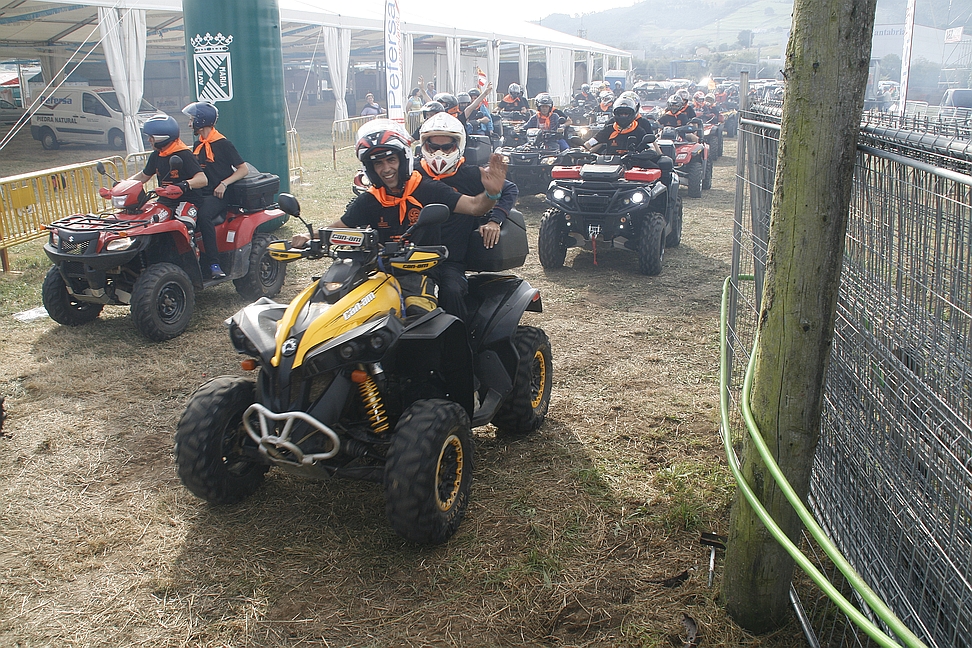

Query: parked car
left=939, top=88, right=972, bottom=123
left=0, top=96, right=25, bottom=127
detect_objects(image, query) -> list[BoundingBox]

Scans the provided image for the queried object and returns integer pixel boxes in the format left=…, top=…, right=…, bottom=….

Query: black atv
left=174, top=199, right=552, bottom=545
left=540, top=141, right=682, bottom=275
left=496, top=121, right=571, bottom=195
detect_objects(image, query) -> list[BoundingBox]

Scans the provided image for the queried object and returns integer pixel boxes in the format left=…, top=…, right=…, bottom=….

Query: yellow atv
left=174, top=199, right=551, bottom=544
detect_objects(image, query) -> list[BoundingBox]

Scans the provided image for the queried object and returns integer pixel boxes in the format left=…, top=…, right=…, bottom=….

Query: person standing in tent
left=360, top=93, right=383, bottom=116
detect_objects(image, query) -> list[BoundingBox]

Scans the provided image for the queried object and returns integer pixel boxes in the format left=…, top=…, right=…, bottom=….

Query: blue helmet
left=142, top=115, right=181, bottom=148
left=182, top=101, right=219, bottom=130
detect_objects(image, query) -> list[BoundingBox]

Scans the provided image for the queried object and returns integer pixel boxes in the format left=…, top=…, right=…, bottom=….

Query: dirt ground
left=0, top=124, right=806, bottom=647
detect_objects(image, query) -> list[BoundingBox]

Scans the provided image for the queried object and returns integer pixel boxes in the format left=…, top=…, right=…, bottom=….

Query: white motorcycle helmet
left=419, top=112, right=466, bottom=175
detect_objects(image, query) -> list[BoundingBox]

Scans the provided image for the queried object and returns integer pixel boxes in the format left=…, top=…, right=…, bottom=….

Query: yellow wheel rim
left=530, top=349, right=548, bottom=410
left=435, top=434, right=464, bottom=511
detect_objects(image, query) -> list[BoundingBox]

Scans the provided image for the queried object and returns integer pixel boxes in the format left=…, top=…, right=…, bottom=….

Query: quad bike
left=42, top=159, right=291, bottom=341
left=174, top=198, right=551, bottom=545
left=496, top=121, right=571, bottom=195
left=495, top=110, right=531, bottom=148
left=664, top=121, right=711, bottom=198
left=702, top=120, right=724, bottom=160
left=540, top=139, right=682, bottom=276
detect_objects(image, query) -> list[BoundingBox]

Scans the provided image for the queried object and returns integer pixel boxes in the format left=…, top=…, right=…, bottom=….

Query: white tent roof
left=0, top=0, right=631, bottom=61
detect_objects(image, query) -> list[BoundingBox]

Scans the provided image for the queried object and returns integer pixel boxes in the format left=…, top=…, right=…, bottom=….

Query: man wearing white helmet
left=291, top=119, right=508, bottom=313
left=417, top=113, right=518, bottom=322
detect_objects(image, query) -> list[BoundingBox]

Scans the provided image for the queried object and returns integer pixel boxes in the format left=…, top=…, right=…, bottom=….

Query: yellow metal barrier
left=332, top=113, right=384, bottom=169
left=287, top=128, right=304, bottom=189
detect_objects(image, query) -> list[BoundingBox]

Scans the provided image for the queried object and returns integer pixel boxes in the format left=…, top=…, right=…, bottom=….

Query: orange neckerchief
left=193, top=128, right=226, bottom=162
left=367, top=171, right=424, bottom=227
left=538, top=111, right=553, bottom=130
left=159, top=139, right=190, bottom=157
left=610, top=120, right=639, bottom=140
left=420, top=157, right=465, bottom=181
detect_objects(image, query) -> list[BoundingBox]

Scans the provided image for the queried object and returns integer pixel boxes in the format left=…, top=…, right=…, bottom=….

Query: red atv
left=42, top=160, right=295, bottom=341
left=660, top=120, right=711, bottom=199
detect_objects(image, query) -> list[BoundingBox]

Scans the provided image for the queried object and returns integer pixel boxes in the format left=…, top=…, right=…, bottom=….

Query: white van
left=30, top=87, right=164, bottom=150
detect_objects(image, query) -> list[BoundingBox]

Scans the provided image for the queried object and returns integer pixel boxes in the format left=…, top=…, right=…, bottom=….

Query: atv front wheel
left=385, top=399, right=473, bottom=544
left=42, top=266, right=103, bottom=326
left=234, top=233, right=287, bottom=300
left=538, top=209, right=569, bottom=269
left=638, top=213, right=666, bottom=276
left=685, top=159, right=703, bottom=198
left=131, top=262, right=195, bottom=341
left=665, top=197, right=683, bottom=248
left=492, top=326, right=552, bottom=437
left=175, top=376, right=269, bottom=504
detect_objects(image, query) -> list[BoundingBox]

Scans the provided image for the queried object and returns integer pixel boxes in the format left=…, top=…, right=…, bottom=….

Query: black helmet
left=143, top=115, right=181, bottom=149
left=667, top=94, right=685, bottom=112
left=468, top=87, right=481, bottom=99
left=619, top=91, right=641, bottom=115
left=534, top=93, right=554, bottom=111
left=508, top=83, right=522, bottom=98
left=182, top=101, right=218, bottom=130
left=612, top=95, right=638, bottom=128
left=581, top=83, right=590, bottom=93
left=354, top=118, right=413, bottom=188
left=433, top=92, right=460, bottom=116
left=456, top=92, right=472, bottom=108
left=421, top=101, right=444, bottom=120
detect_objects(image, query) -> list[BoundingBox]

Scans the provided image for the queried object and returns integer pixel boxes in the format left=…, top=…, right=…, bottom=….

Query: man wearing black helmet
left=183, top=101, right=250, bottom=279
left=129, top=114, right=207, bottom=209
left=498, top=83, right=529, bottom=113
left=411, top=100, right=444, bottom=141
left=521, top=93, right=570, bottom=150
left=585, top=94, right=653, bottom=155
left=433, top=92, right=466, bottom=129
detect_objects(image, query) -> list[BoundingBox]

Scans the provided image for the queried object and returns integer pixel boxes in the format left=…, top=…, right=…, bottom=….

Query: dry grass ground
left=0, top=115, right=806, bottom=647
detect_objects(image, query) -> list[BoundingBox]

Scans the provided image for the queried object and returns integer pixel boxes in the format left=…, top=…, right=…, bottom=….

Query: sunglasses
left=425, top=141, right=458, bottom=153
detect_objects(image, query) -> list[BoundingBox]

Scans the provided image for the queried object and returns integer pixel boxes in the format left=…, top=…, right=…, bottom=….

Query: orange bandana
left=610, top=120, right=639, bottom=140
left=193, top=128, right=226, bottom=162
left=368, top=171, right=424, bottom=228
left=420, top=157, right=465, bottom=181
left=538, top=112, right=553, bottom=130
left=159, top=139, right=190, bottom=157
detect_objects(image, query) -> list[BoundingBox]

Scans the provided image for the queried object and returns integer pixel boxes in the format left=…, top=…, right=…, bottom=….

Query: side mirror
left=277, top=192, right=301, bottom=217
left=415, top=203, right=450, bottom=227
left=559, top=116, right=567, bottom=125
left=641, top=133, right=656, bottom=146
left=96, top=161, right=107, bottom=175
left=169, top=155, right=183, bottom=171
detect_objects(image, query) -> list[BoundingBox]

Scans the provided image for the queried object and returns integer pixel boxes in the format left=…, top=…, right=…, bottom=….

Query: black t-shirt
left=194, top=137, right=245, bottom=192
left=593, top=120, right=651, bottom=154
left=143, top=148, right=204, bottom=204
left=658, top=107, right=696, bottom=128
left=341, top=174, right=461, bottom=243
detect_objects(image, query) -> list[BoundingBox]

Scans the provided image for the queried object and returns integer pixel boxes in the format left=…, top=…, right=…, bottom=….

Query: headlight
left=106, top=236, right=135, bottom=251
left=50, top=230, right=59, bottom=246
left=112, top=195, right=128, bottom=209
left=541, top=157, right=558, bottom=165
left=631, top=191, right=645, bottom=204
left=552, top=188, right=566, bottom=201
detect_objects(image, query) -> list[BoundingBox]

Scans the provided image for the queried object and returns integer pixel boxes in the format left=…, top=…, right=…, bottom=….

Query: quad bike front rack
left=243, top=403, right=341, bottom=465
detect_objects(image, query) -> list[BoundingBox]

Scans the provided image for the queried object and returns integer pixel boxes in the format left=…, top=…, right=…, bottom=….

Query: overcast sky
left=453, top=0, right=640, bottom=26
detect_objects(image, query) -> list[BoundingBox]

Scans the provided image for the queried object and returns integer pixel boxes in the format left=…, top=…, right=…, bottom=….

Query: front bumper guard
left=243, top=403, right=341, bottom=465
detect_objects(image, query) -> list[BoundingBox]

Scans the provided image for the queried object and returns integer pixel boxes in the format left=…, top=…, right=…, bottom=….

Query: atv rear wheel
left=702, top=158, right=713, bottom=190
left=42, top=266, right=103, bottom=326
left=538, top=208, right=569, bottom=269
left=131, top=262, right=194, bottom=341
left=638, top=213, right=666, bottom=276
left=666, top=197, right=683, bottom=248
left=492, top=326, right=552, bottom=437
left=174, top=376, right=269, bottom=504
left=685, top=159, right=703, bottom=198
left=234, top=233, right=287, bottom=300
left=384, top=399, right=473, bottom=544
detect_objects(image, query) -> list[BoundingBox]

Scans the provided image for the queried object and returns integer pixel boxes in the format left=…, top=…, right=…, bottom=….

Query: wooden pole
left=722, top=0, right=878, bottom=632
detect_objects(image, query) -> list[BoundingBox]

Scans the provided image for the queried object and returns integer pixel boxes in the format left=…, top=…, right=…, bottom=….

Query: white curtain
left=324, top=26, right=352, bottom=123
left=486, top=40, right=500, bottom=106
left=402, top=33, right=414, bottom=96
left=518, top=44, right=529, bottom=95
left=545, top=47, right=572, bottom=106
left=586, top=51, right=594, bottom=86
left=40, top=53, right=68, bottom=86
left=445, top=36, right=461, bottom=94
left=98, top=7, right=146, bottom=156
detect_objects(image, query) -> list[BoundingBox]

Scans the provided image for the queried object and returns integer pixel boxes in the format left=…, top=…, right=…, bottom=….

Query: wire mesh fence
left=726, top=101, right=972, bottom=647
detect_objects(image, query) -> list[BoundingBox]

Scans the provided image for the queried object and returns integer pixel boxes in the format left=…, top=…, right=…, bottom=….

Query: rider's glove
left=157, top=184, right=183, bottom=199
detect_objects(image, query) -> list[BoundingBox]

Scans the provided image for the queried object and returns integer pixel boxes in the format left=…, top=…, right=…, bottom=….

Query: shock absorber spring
left=358, top=375, right=389, bottom=433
